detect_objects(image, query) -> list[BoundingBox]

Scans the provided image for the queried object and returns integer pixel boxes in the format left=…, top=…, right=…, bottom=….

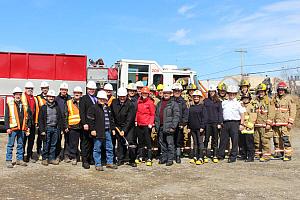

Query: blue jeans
left=6, top=130, right=25, bottom=161
left=42, top=127, right=59, bottom=160
left=93, top=131, right=114, bottom=166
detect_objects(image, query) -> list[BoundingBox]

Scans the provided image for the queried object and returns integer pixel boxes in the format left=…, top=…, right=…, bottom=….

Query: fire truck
left=0, top=51, right=197, bottom=126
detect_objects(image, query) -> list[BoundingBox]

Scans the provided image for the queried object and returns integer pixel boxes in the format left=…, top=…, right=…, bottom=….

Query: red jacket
left=136, top=97, right=155, bottom=126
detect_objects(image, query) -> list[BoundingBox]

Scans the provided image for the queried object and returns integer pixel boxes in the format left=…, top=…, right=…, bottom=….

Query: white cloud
left=178, top=4, right=196, bottom=18
left=168, top=29, right=193, bottom=45
left=263, top=0, right=300, bottom=12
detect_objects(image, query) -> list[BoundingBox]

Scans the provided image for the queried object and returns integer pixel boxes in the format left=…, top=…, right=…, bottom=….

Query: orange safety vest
left=7, top=97, right=29, bottom=131
left=67, top=99, right=81, bottom=126
left=107, top=96, right=115, bottom=107
left=21, top=93, right=39, bottom=124
left=37, top=95, right=46, bottom=107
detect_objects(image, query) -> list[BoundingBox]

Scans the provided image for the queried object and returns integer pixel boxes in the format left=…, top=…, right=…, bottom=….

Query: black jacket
left=188, top=103, right=207, bottom=130
left=80, top=94, right=96, bottom=126
left=87, top=104, right=116, bottom=140
left=110, top=98, right=135, bottom=134
left=173, top=96, right=189, bottom=126
left=203, top=98, right=223, bottom=124
left=38, top=102, right=64, bottom=133
left=4, top=100, right=32, bottom=130
left=55, top=94, right=71, bottom=116
left=155, top=98, right=180, bottom=133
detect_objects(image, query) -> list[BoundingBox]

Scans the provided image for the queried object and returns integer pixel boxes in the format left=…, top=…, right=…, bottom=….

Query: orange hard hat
left=141, top=86, right=150, bottom=94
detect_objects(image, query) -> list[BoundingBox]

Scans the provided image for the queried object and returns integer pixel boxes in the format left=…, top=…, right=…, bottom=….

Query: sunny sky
left=1, top=0, right=300, bottom=80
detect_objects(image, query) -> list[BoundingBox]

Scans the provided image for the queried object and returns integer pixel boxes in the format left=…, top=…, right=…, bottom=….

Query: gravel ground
left=0, top=128, right=299, bottom=200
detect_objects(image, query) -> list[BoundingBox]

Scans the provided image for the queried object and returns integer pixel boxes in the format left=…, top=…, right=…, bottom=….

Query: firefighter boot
left=175, top=148, right=181, bottom=164
left=189, top=157, right=196, bottom=164
left=212, top=157, right=219, bottom=163
left=283, top=156, right=292, bottom=161
left=196, top=158, right=204, bottom=165
left=204, top=156, right=209, bottom=163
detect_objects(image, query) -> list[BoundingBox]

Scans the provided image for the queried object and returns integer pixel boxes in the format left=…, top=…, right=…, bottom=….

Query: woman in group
left=187, top=90, right=207, bottom=165
left=203, top=85, right=223, bottom=163
left=135, top=86, right=155, bottom=166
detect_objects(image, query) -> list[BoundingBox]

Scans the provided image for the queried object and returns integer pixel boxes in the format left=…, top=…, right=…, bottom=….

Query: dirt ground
left=0, top=129, right=299, bottom=200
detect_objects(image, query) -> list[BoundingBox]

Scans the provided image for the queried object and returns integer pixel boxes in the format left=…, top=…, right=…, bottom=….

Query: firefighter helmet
left=186, top=83, right=197, bottom=90
left=149, top=84, right=156, bottom=91
left=157, top=84, right=164, bottom=91
left=256, top=83, right=267, bottom=91
left=127, top=83, right=137, bottom=90
left=192, top=90, right=202, bottom=96
left=240, top=79, right=250, bottom=87
left=217, top=82, right=227, bottom=91
left=176, top=78, right=187, bottom=86
left=277, top=81, right=288, bottom=90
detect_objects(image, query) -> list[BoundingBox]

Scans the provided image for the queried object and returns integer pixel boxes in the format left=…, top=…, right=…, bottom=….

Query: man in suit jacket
left=79, top=81, right=98, bottom=169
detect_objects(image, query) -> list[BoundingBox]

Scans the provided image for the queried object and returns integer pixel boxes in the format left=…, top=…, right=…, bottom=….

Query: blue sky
left=1, top=0, right=300, bottom=80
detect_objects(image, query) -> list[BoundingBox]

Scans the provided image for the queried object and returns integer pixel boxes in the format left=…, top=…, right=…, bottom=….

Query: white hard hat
left=73, top=86, right=83, bottom=93
left=40, top=81, right=49, bottom=88
left=127, top=83, right=137, bottom=90
left=86, top=81, right=97, bottom=89
left=163, top=86, right=173, bottom=93
left=24, top=81, right=34, bottom=88
left=13, top=87, right=22, bottom=94
left=192, top=90, right=202, bottom=96
left=104, top=83, right=113, bottom=91
left=135, top=81, right=144, bottom=88
left=227, top=85, right=239, bottom=93
left=60, top=82, right=69, bottom=90
left=46, top=90, right=56, bottom=97
left=172, top=83, right=183, bottom=91
left=117, top=87, right=127, bottom=97
left=97, top=90, right=108, bottom=100
left=208, top=84, right=217, bottom=91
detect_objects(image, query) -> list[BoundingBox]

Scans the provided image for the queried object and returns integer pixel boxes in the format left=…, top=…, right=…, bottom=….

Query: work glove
left=91, top=130, right=97, bottom=137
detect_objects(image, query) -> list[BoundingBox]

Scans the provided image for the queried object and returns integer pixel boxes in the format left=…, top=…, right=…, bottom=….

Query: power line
left=198, top=58, right=300, bottom=78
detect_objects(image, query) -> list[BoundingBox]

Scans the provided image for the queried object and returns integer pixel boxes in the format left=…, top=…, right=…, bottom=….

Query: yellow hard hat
left=157, top=84, right=164, bottom=91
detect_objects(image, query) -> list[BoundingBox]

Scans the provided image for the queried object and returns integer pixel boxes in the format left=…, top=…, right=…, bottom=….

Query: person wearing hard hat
left=35, top=81, right=50, bottom=161
left=239, top=93, right=257, bottom=162
left=156, top=84, right=164, bottom=100
left=87, top=90, right=118, bottom=171
left=110, top=87, right=137, bottom=167
left=135, top=81, right=144, bottom=97
left=217, top=82, right=228, bottom=101
left=203, top=84, right=223, bottom=163
left=187, top=90, right=207, bottom=165
left=272, top=81, right=296, bottom=161
left=171, top=83, right=188, bottom=164
left=252, top=83, right=275, bottom=162
left=64, top=86, right=83, bottom=165
left=135, top=86, right=156, bottom=166
left=149, top=84, right=160, bottom=106
left=38, top=90, right=64, bottom=166
left=79, top=80, right=98, bottom=169
left=155, top=85, right=180, bottom=166
left=127, top=83, right=139, bottom=107
left=103, top=83, right=115, bottom=107
left=218, top=85, right=245, bottom=163
left=22, top=81, right=39, bottom=163
left=55, top=82, right=72, bottom=162
left=5, top=87, right=32, bottom=168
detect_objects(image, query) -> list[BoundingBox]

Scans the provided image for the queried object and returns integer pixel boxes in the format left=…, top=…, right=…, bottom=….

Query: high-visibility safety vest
left=37, top=95, right=46, bottom=107
left=7, top=97, right=29, bottom=131
left=67, top=99, right=81, bottom=126
left=21, top=93, right=39, bottom=124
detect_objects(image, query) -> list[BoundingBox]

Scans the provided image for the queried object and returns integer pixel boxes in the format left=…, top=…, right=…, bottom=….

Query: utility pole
left=235, top=49, right=247, bottom=78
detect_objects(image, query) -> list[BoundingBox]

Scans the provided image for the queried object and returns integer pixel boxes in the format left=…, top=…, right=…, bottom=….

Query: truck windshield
left=128, top=64, right=149, bottom=85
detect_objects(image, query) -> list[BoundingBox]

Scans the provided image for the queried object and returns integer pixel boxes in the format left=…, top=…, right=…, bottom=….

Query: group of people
left=4, top=78, right=297, bottom=171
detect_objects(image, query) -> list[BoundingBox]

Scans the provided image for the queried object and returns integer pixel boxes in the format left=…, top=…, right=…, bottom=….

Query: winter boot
left=175, top=148, right=181, bottom=164
left=196, top=158, right=204, bottom=165
left=6, top=160, right=13, bottom=168
left=16, top=160, right=28, bottom=166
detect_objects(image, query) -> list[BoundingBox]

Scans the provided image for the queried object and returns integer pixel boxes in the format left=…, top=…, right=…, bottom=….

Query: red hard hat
left=277, top=81, right=287, bottom=90
left=141, top=86, right=150, bottom=94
